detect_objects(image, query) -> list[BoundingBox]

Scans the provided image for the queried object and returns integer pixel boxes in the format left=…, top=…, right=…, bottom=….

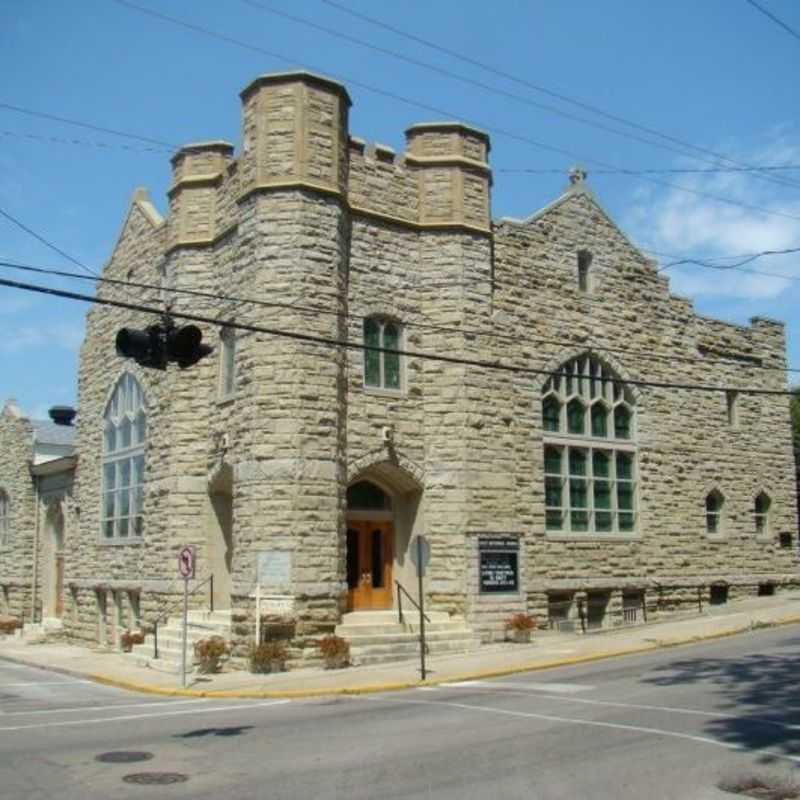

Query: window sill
left=705, top=534, right=726, bottom=542
left=98, top=538, right=144, bottom=547
left=362, top=386, right=405, bottom=398
left=545, top=533, right=640, bottom=542
left=217, top=394, right=236, bottom=406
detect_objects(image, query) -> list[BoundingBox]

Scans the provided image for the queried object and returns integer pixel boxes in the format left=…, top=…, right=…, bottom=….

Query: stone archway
left=346, top=453, right=425, bottom=610
left=207, top=460, right=234, bottom=610
left=43, top=500, right=65, bottom=619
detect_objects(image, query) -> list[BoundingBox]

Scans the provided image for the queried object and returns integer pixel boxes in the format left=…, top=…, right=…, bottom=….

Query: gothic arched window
left=542, top=354, right=637, bottom=535
left=102, top=373, right=146, bottom=540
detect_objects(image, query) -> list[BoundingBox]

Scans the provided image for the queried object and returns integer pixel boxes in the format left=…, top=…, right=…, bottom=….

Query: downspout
left=30, top=469, right=40, bottom=624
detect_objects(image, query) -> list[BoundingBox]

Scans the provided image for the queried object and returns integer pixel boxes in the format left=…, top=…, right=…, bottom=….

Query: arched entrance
left=207, top=462, right=233, bottom=610
left=346, top=481, right=394, bottom=610
left=43, top=502, right=65, bottom=619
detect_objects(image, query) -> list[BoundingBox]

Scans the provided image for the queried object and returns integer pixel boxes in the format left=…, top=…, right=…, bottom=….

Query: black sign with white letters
left=478, top=535, right=519, bottom=593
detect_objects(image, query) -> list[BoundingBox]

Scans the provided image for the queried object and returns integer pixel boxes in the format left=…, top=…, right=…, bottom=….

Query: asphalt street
left=1, top=625, right=799, bottom=799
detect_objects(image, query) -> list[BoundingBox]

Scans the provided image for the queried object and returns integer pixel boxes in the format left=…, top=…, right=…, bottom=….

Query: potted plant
left=120, top=629, right=145, bottom=652
left=0, top=616, right=22, bottom=637
left=319, top=634, right=350, bottom=669
left=506, top=613, right=536, bottom=644
left=193, top=635, right=230, bottom=673
left=249, top=641, right=289, bottom=674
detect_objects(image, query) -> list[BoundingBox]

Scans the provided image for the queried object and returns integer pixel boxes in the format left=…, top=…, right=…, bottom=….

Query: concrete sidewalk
left=2, top=593, right=799, bottom=698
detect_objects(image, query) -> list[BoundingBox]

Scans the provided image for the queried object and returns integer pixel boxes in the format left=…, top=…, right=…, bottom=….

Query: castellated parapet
left=7, top=69, right=794, bottom=661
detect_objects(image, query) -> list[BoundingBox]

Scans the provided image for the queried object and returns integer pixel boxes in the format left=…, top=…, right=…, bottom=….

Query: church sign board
left=477, top=535, right=519, bottom=594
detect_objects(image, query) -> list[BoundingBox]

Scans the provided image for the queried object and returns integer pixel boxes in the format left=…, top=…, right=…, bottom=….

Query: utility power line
left=4, top=126, right=800, bottom=180
left=499, top=165, right=800, bottom=176
left=1, top=258, right=796, bottom=377
left=238, top=0, right=800, bottom=192
left=0, top=129, right=172, bottom=154
left=0, top=206, right=98, bottom=277
left=659, top=247, right=800, bottom=273
left=319, top=0, right=800, bottom=190
left=109, top=0, right=800, bottom=223
left=1, top=273, right=793, bottom=395
left=0, top=102, right=178, bottom=149
left=745, top=0, right=800, bottom=43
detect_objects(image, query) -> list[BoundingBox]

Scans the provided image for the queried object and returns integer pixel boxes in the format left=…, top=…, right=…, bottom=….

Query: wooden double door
left=346, top=520, right=393, bottom=610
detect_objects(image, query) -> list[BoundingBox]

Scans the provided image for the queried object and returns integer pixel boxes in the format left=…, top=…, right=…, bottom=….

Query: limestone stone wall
left=61, top=69, right=799, bottom=653
left=0, top=405, right=35, bottom=619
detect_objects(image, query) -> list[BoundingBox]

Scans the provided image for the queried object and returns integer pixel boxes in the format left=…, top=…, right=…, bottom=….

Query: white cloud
left=625, top=135, right=800, bottom=301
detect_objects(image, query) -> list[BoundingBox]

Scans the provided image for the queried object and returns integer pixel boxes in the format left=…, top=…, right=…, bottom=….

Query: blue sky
left=1, top=0, right=798, bottom=418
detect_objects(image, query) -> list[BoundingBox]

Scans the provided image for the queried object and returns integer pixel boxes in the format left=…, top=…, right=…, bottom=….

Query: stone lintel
left=240, top=70, right=352, bottom=106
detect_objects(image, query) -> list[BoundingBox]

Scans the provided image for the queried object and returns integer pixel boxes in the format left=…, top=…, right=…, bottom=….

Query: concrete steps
left=128, top=609, right=232, bottom=674
left=336, top=610, right=479, bottom=667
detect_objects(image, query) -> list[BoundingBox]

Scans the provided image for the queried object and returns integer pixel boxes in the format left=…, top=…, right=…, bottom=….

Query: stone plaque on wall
left=256, top=550, right=292, bottom=593
left=477, top=535, right=519, bottom=593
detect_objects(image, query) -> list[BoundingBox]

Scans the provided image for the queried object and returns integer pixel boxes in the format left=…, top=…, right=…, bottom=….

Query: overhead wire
left=745, top=0, right=800, bottom=43
left=108, top=0, right=800, bottom=223
left=1, top=257, right=797, bottom=375
left=319, top=0, right=800, bottom=190
left=0, top=274, right=795, bottom=396
left=238, top=0, right=800, bottom=192
left=0, top=206, right=98, bottom=277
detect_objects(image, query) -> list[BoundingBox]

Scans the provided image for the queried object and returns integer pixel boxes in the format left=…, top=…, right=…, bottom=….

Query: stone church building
left=1, top=70, right=798, bottom=665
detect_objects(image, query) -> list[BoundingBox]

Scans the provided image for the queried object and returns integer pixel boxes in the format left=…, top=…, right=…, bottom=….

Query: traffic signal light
left=116, top=320, right=212, bottom=370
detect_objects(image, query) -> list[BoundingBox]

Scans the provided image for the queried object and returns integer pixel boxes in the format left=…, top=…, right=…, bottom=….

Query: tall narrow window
left=541, top=354, right=637, bottom=535
left=102, top=373, right=146, bottom=541
left=577, top=250, right=593, bottom=293
left=754, top=492, right=770, bottom=535
left=705, top=490, right=724, bottom=535
left=220, top=328, right=236, bottom=399
left=363, top=317, right=402, bottom=391
left=726, top=391, right=739, bottom=428
left=0, top=489, right=8, bottom=546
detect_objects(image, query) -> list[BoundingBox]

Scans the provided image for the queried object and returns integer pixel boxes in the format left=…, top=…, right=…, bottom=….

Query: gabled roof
left=31, top=420, right=76, bottom=447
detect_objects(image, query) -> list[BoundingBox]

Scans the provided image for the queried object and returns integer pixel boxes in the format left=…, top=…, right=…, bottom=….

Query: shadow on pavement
left=177, top=725, right=254, bottom=738
left=643, top=636, right=800, bottom=764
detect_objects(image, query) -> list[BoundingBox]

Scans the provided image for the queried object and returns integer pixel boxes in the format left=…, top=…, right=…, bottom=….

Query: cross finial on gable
left=569, top=164, right=588, bottom=184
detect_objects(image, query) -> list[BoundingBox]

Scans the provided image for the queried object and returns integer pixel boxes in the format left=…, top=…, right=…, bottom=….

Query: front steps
left=128, top=609, right=232, bottom=674
left=336, top=610, right=480, bottom=667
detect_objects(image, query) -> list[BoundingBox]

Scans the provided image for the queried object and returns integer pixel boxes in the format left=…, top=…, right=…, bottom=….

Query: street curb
left=3, top=613, right=799, bottom=699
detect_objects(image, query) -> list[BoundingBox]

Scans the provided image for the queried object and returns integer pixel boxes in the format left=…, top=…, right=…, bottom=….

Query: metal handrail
left=395, top=580, right=431, bottom=626
left=147, top=573, right=215, bottom=659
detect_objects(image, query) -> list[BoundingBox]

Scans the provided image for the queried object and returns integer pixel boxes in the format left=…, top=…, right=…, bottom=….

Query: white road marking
left=445, top=680, right=595, bottom=694
left=415, top=687, right=439, bottom=692
left=439, top=682, right=800, bottom=731
left=0, top=698, right=209, bottom=717
left=361, top=695, right=800, bottom=765
left=0, top=699, right=291, bottom=732
left=0, top=680, right=92, bottom=688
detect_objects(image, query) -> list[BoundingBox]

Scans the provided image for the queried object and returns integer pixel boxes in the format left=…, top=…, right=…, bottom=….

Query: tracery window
left=0, top=489, right=9, bottom=546
left=102, top=373, right=146, bottom=541
left=542, top=354, right=637, bottom=535
left=363, top=317, right=402, bottom=391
